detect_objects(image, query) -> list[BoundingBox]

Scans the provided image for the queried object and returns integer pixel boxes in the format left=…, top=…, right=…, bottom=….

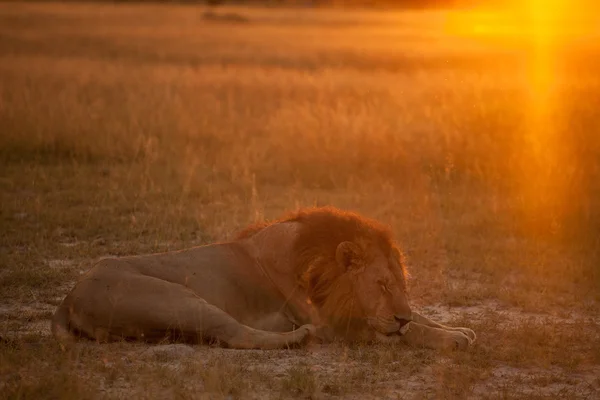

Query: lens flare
left=445, top=1, right=598, bottom=235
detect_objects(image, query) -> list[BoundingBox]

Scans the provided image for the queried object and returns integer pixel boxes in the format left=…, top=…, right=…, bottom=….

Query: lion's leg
left=376, top=322, right=473, bottom=351
left=69, top=272, right=314, bottom=349
left=251, top=312, right=296, bottom=332
left=401, top=322, right=473, bottom=350
left=411, top=312, right=476, bottom=342
left=199, top=306, right=315, bottom=350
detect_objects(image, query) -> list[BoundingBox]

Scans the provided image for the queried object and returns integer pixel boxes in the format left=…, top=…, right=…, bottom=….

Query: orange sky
left=446, top=0, right=597, bottom=39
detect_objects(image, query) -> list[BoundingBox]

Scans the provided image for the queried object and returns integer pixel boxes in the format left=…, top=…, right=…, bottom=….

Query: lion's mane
left=237, top=207, right=408, bottom=332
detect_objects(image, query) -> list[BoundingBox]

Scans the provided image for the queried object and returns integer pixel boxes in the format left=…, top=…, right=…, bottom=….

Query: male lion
left=52, top=207, right=475, bottom=350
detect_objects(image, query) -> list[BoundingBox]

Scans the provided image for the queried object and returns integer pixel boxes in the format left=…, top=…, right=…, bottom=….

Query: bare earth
left=1, top=3, right=599, bottom=399
left=2, top=288, right=599, bottom=399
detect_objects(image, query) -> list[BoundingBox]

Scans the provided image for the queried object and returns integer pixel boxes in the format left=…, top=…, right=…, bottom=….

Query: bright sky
left=446, top=0, right=596, bottom=40
left=444, top=0, right=598, bottom=228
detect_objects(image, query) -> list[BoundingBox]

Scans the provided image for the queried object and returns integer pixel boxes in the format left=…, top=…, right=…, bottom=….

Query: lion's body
left=52, top=207, right=476, bottom=350
left=52, top=221, right=318, bottom=348
left=77, top=244, right=294, bottom=332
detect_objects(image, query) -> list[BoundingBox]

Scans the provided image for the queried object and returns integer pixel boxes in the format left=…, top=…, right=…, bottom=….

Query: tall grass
left=1, top=2, right=599, bottom=293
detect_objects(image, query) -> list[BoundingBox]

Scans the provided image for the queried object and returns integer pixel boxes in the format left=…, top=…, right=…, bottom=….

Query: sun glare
left=445, top=0, right=595, bottom=40
left=522, top=0, right=560, bottom=233
left=445, top=0, right=595, bottom=233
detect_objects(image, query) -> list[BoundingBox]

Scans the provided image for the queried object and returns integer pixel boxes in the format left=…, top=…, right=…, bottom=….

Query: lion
left=52, top=207, right=476, bottom=350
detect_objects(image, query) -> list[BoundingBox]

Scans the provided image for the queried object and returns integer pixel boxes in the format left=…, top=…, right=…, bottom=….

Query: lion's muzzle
left=395, top=316, right=412, bottom=335
left=369, top=314, right=412, bottom=336
left=368, top=316, right=407, bottom=336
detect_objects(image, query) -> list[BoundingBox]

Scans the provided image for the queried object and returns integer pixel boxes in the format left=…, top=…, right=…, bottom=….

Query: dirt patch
left=472, top=365, right=600, bottom=399
left=4, top=302, right=598, bottom=399
left=420, top=301, right=600, bottom=326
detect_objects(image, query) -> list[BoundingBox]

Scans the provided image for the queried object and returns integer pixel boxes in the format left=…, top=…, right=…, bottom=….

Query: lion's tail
left=51, top=300, right=75, bottom=349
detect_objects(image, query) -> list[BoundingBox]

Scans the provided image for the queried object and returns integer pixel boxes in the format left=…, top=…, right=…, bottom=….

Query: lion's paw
left=447, top=331, right=472, bottom=351
left=297, top=324, right=317, bottom=341
left=455, top=327, right=476, bottom=343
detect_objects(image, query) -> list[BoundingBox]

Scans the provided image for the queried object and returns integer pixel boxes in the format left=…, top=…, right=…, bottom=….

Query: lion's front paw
left=455, top=327, right=476, bottom=343
left=446, top=330, right=473, bottom=351
left=297, top=324, right=317, bottom=341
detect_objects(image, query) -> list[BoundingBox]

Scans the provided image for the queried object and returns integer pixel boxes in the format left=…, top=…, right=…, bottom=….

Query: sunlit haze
left=446, top=0, right=597, bottom=39
left=1, top=1, right=599, bottom=397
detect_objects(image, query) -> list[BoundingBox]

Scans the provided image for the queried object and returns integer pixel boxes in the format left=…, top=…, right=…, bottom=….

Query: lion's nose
left=394, top=314, right=412, bottom=328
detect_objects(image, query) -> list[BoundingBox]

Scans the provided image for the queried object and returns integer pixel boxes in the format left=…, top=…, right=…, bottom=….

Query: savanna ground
left=1, top=2, right=600, bottom=399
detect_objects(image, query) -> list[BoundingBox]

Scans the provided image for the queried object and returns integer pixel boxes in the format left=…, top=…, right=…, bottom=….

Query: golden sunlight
left=445, top=0, right=593, bottom=40
left=521, top=0, right=561, bottom=234
left=445, top=0, right=591, bottom=233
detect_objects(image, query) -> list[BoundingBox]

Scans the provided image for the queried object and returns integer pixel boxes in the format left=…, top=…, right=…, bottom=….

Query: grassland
left=1, top=2, right=599, bottom=399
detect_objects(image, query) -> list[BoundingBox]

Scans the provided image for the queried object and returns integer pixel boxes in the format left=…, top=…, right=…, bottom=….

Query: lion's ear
left=335, top=241, right=363, bottom=271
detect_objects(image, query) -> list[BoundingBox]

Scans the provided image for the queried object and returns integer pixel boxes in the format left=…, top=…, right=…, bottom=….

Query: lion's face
left=336, top=241, right=412, bottom=335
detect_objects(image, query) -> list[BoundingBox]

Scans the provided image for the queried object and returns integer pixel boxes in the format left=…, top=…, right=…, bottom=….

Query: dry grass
left=1, top=2, right=599, bottom=399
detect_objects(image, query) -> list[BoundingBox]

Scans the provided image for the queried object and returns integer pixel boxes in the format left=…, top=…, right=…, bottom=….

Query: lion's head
left=287, top=207, right=412, bottom=338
